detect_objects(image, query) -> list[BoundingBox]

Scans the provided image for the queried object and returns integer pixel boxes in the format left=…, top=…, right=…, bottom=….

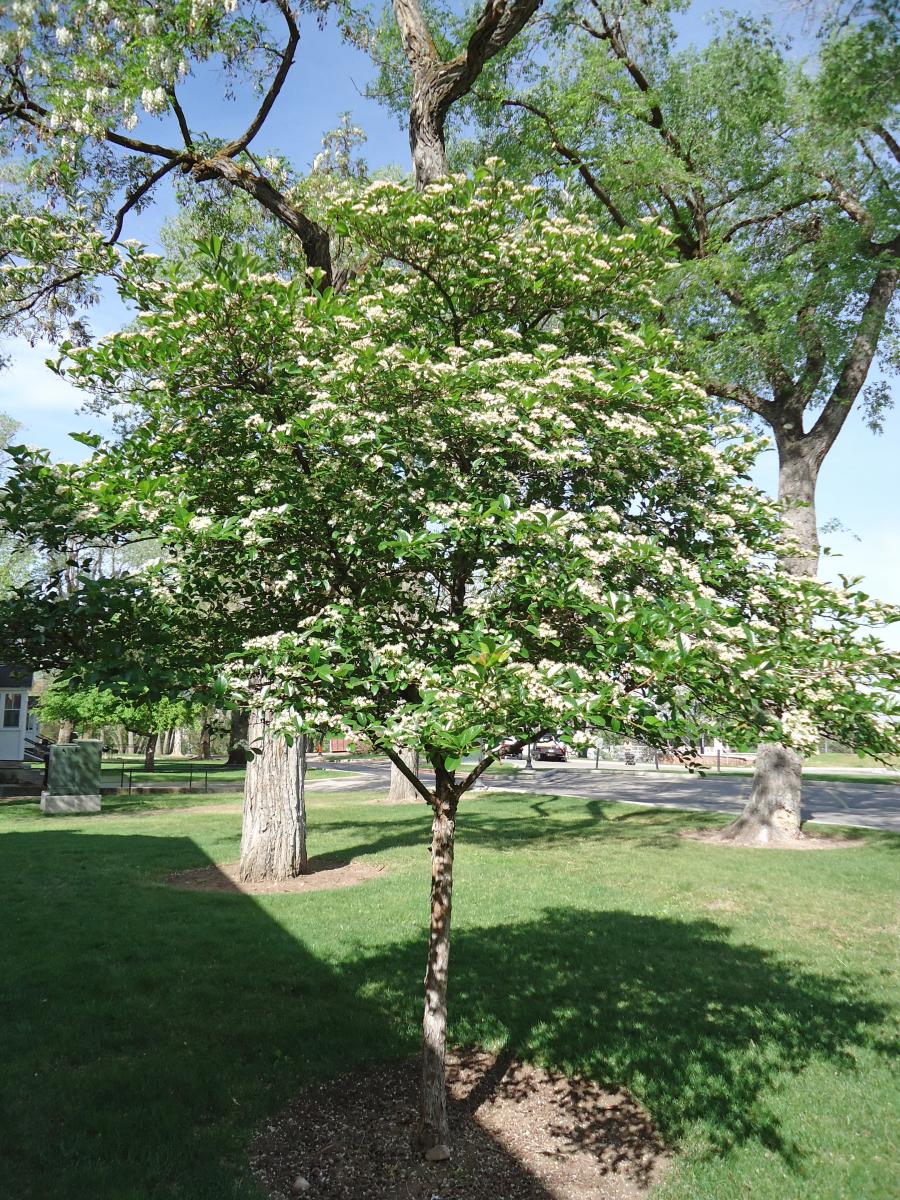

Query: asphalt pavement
left=310, top=758, right=900, bottom=833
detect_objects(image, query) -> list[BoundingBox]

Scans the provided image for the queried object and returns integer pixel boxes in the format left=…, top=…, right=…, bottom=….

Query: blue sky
left=1, top=0, right=898, bottom=636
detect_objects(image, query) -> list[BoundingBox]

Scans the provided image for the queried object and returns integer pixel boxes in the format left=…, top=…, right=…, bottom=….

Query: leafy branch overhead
left=0, top=0, right=546, bottom=326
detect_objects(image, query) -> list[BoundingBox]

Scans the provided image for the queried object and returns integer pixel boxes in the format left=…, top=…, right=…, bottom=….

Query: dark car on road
left=534, top=736, right=567, bottom=762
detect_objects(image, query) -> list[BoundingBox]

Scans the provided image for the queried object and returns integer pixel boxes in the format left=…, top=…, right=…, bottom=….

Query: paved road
left=309, top=759, right=900, bottom=833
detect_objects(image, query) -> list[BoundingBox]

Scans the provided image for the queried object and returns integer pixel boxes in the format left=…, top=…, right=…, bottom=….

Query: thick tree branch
left=873, top=123, right=900, bottom=166
left=394, top=0, right=543, bottom=185
left=822, top=174, right=875, bottom=239
left=702, top=378, right=772, bottom=418
left=807, top=264, right=899, bottom=462
left=188, top=156, right=332, bottom=285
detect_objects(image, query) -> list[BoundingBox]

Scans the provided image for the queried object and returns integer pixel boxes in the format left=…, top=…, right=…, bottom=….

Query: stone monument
left=41, top=740, right=102, bottom=814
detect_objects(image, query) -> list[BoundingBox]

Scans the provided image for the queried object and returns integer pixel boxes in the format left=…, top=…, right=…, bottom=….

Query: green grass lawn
left=1, top=789, right=897, bottom=1199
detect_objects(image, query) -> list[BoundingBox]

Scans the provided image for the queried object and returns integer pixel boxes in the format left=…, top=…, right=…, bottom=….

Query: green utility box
left=41, top=740, right=102, bottom=814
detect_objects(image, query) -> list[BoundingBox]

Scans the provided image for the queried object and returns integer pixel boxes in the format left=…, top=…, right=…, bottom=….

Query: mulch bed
left=250, top=1049, right=669, bottom=1200
left=164, top=857, right=386, bottom=895
left=683, top=830, right=862, bottom=851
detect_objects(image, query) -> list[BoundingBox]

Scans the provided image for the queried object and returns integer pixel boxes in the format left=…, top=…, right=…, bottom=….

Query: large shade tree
left=405, top=0, right=900, bottom=841
left=14, top=171, right=897, bottom=1149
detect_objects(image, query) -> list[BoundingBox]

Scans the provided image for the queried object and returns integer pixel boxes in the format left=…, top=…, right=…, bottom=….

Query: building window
left=3, top=693, right=22, bottom=728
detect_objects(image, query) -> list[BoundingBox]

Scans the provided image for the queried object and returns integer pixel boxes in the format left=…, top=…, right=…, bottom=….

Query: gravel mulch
left=250, top=1048, right=669, bottom=1199
left=164, top=857, right=386, bottom=895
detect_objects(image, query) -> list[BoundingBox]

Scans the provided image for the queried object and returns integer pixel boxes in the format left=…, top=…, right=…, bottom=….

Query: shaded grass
left=1, top=790, right=897, bottom=1199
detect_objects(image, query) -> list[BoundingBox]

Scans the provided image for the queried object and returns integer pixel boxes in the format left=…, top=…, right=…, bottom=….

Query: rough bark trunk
left=388, top=747, right=421, bottom=802
left=722, top=430, right=819, bottom=844
left=143, top=732, right=158, bottom=773
left=775, top=437, right=820, bottom=580
left=718, top=744, right=803, bottom=845
left=418, top=784, right=457, bottom=1151
left=239, top=708, right=307, bottom=883
left=410, top=79, right=450, bottom=188
left=57, top=718, right=75, bottom=744
left=226, top=707, right=251, bottom=767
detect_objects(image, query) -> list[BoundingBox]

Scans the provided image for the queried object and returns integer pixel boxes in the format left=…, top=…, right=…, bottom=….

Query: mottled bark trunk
left=776, top=438, right=820, bottom=580
left=161, top=729, right=175, bottom=756
left=171, top=726, right=184, bottom=757
left=723, top=431, right=819, bottom=843
left=388, top=747, right=421, bottom=802
left=57, top=718, right=75, bottom=744
left=719, top=744, right=803, bottom=845
left=239, top=708, right=307, bottom=883
left=418, top=785, right=457, bottom=1151
left=410, top=79, right=449, bottom=188
left=226, top=707, right=250, bottom=767
left=143, top=732, right=158, bottom=773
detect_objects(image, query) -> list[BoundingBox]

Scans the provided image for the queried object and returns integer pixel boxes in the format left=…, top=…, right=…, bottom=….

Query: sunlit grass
left=1, top=789, right=896, bottom=1199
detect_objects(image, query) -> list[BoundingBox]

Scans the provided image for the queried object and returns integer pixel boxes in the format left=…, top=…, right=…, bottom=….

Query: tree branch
left=720, top=193, right=830, bottom=243
left=107, top=159, right=181, bottom=244
left=165, top=86, right=193, bottom=149
left=873, top=123, right=900, bottom=166
left=221, top=0, right=300, bottom=157
left=702, top=378, right=772, bottom=418
left=807, top=264, right=899, bottom=462
left=187, top=156, right=333, bottom=285
left=394, top=0, right=543, bottom=185
left=501, top=98, right=626, bottom=226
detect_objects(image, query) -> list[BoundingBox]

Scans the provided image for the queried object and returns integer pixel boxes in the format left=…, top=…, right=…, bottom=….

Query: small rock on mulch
left=250, top=1048, right=669, bottom=1199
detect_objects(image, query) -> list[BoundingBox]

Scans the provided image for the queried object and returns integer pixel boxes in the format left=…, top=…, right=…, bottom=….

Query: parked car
left=498, top=737, right=523, bottom=759
left=534, top=736, right=567, bottom=762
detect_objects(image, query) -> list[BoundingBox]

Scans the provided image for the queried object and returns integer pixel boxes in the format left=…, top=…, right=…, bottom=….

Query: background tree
left=30, top=172, right=898, bottom=1149
left=447, top=0, right=900, bottom=840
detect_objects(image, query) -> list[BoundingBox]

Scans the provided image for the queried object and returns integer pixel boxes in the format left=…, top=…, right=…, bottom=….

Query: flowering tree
left=13, top=170, right=896, bottom=1149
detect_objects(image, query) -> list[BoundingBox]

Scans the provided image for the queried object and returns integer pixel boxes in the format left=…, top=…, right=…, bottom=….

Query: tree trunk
left=161, top=729, right=175, bottom=756
left=171, top=726, right=184, bottom=757
left=723, top=432, right=819, bottom=844
left=775, top=438, right=820, bottom=579
left=239, top=708, right=307, bottom=883
left=718, top=744, right=803, bottom=845
left=410, top=78, right=449, bottom=188
left=418, top=784, right=457, bottom=1151
left=57, top=718, right=75, bottom=744
left=226, top=707, right=251, bottom=767
left=388, top=747, right=421, bottom=802
left=143, top=732, right=158, bottom=773
left=127, top=729, right=135, bottom=754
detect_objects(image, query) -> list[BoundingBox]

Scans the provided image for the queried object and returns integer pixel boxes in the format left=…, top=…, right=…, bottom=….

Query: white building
left=0, top=667, right=36, bottom=763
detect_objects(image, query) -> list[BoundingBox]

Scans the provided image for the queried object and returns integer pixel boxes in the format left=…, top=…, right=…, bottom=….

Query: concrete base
left=40, top=792, right=101, bottom=815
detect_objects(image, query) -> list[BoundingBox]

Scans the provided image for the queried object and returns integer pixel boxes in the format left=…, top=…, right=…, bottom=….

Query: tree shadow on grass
left=350, top=908, right=887, bottom=1169
left=0, top=829, right=888, bottom=1198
